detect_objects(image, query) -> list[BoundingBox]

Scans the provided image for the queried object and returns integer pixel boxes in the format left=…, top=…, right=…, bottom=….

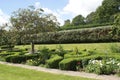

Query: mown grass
left=0, top=64, right=96, bottom=80
left=16, top=43, right=120, bottom=53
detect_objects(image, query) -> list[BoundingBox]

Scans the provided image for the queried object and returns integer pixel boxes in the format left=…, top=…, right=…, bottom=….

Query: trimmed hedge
left=1, top=45, right=14, bottom=49
left=5, top=54, right=40, bottom=63
left=59, top=58, right=77, bottom=71
left=64, top=51, right=93, bottom=59
left=46, top=55, right=63, bottom=68
left=0, top=53, right=13, bottom=57
left=59, top=54, right=120, bottom=71
left=30, top=26, right=120, bottom=44
left=60, top=23, right=113, bottom=30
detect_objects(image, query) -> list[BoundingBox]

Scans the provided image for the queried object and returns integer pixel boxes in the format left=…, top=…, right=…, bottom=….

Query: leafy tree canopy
left=72, top=15, right=85, bottom=26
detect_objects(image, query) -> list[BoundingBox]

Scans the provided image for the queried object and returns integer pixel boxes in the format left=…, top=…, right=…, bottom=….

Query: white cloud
left=0, top=9, right=10, bottom=26
left=34, top=0, right=103, bottom=25
left=63, top=0, right=103, bottom=17
left=43, top=8, right=64, bottom=25
left=35, top=2, right=41, bottom=9
left=34, top=2, right=64, bottom=25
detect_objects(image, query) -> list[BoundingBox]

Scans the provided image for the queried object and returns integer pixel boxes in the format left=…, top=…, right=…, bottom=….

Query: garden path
left=0, top=61, right=120, bottom=80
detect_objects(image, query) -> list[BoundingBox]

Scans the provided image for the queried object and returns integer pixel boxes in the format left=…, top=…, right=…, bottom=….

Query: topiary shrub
left=46, top=55, right=63, bottom=69
left=59, top=58, right=77, bottom=71
left=26, top=58, right=41, bottom=66
left=56, top=45, right=66, bottom=57
left=5, top=54, right=40, bottom=63
left=1, top=45, right=14, bottom=49
left=0, top=53, right=13, bottom=57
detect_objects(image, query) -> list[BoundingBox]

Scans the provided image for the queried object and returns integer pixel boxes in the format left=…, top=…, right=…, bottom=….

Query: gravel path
left=0, top=61, right=120, bottom=80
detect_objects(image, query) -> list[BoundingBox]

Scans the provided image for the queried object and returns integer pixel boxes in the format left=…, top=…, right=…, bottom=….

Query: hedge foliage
left=46, top=55, right=63, bottom=68
left=60, top=23, right=112, bottom=30
left=32, top=26, right=120, bottom=44
left=5, top=54, right=40, bottom=63
left=1, top=45, right=14, bottom=49
left=59, top=54, right=120, bottom=71
left=59, top=58, right=77, bottom=71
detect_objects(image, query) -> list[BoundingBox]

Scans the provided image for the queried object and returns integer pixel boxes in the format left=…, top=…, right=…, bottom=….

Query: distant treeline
left=61, top=0, right=120, bottom=30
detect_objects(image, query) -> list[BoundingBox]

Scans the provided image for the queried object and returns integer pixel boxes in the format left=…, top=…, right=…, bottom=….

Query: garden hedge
left=46, top=55, right=63, bottom=68
left=28, top=26, right=120, bottom=44
left=5, top=54, right=40, bottom=63
left=59, top=58, right=77, bottom=71
left=59, top=54, right=120, bottom=71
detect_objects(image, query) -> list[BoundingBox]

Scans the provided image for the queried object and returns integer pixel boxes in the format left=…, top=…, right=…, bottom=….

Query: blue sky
left=0, top=0, right=103, bottom=26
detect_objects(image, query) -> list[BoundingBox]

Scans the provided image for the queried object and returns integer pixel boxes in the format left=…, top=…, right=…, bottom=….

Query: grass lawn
left=16, top=42, right=120, bottom=53
left=0, top=64, right=95, bottom=80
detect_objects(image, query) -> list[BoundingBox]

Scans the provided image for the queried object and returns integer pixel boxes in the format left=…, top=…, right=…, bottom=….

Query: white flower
left=117, top=63, right=120, bottom=66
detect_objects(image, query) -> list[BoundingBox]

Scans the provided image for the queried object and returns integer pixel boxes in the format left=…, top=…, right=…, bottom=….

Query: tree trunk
left=31, top=42, right=35, bottom=54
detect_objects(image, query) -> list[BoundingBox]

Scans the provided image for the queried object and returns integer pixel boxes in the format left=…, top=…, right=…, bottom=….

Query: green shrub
left=38, top=47, right=51, bottom=64
left=73, top=54, right=120, bottom=68
left=1, top=45, right=14, bottom=49
left=59, top=58, right=77, bottom=71
left=26, top=58, right=41, bottom=66
left=5, top=54, right=40, bottom=63
left=0, top=53, right=13, bottom=57
left=59, top=53, right=120, bottom=71
left=85, top=63, right=102, bottom=74
left=64, top=51, right=92, bottom=59
left=46, top=55, right=63, bottom=68
left=56, top=45, right=66, bottom=57
left=85, top=58, right=120, bottom=75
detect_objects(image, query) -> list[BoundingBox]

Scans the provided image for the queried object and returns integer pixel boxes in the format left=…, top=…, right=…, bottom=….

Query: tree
left=112, top=13, right=120, bottom=37
left=10, top=6, right=59, bottom=54
left=0, top=24, right=6, bottom=46
left=0, top=24, right=17, bottom=50
left=63, top=19, right=71, bottom=27
left=72, top=15, right=85, bottom=26
left=86, top=12, right=97, bottom=24
left=95, top=0, right=120, bottom=23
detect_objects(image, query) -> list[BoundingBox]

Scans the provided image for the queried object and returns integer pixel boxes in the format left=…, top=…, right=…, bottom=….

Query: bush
left=38, top=47, right=51, bottom=64
left=26, top=58, right=41, bottom=66
left=85, top=58, right=120, bottom=75
left=5, top=54, right=40, bottom=63
left=1, top=45, right=14, bottom=49
left=0, top=53, right=13, bottom=57
left=81, top=54, right=120, bottom=67
left=64, top=51, right=92, bottom=59
left=46, top=55, right=63, bottom=68
left=85, top=62, right=102, bottom=74
left=59, top=53, right=120, bottom=71
left=59, top=58, right=77, bottom=71
left=56, top=45, right=66, bottom=57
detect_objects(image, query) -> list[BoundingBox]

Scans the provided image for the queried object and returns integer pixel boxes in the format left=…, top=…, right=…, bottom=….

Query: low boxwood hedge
left=59, top=58, right=78, bottom=71
left=46, top=55, right=63, bottom=69
left=1, top=45, right=14, bottom=49
left=5, top=54, right=40, bottom=63
left=59, top=54, right=120, bottom=71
